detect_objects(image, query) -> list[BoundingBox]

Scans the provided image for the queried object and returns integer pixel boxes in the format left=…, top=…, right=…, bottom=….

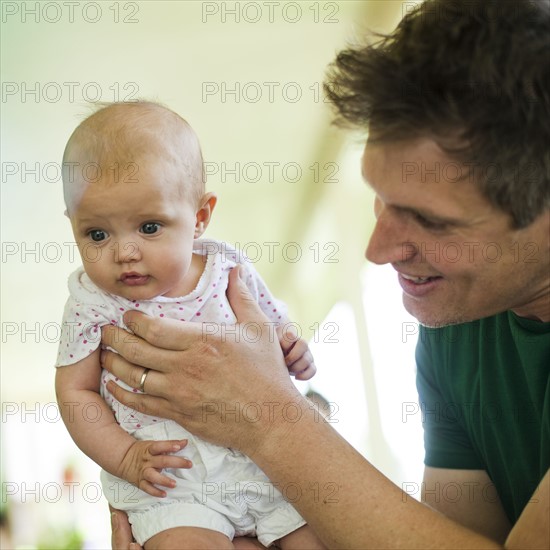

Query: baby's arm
left=55, top=349, right=190, bottom=497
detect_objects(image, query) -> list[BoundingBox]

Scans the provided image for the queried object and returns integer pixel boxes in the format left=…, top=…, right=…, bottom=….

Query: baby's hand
left=277, top=326, right=316, bottom=381
left=117, top=439, right=191, bottom=498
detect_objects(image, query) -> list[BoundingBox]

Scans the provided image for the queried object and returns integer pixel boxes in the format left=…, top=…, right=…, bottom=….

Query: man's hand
left=110, top=506, right=141, bottom=550
left=101, top=266, right=304, bottom=454
left=117, top=439, right=190, bottom=497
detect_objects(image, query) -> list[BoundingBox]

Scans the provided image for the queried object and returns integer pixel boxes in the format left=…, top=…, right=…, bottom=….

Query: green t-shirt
left=416, top=311, right=549, bottom=523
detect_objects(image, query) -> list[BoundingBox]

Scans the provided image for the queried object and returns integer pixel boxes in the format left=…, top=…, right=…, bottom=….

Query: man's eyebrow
left=361, top=163, right=464, bottom=226
left=395, top=204, right=463, bottom=226
left=361, top=182, right=463, bottom=226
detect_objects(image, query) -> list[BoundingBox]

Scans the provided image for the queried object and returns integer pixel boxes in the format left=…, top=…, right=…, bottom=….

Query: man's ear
left=194, top=192, right=217, bottom=238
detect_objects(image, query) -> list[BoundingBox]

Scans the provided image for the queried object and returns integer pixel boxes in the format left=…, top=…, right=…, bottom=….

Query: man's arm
left=100, top=267, right=546, bottom=549
left=422, top=467, right=511, bottom=543
left=243, top=397, right=502, bottom=549
left=506, top=469, right=549, bottom=550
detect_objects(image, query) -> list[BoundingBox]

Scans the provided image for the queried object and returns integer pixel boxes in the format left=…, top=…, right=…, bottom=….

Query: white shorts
left=101, top=421, right=306, bottom=546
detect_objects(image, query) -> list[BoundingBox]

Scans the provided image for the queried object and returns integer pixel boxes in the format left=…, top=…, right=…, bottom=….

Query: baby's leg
left=233, top=538, right=268, bottom=549
left=144, top=526, right=235, bottom=550
left=277, top=525, right=325, bottom=550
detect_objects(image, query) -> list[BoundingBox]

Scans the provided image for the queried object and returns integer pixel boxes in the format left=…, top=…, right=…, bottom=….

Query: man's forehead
left=361, top=137, right=458, bottom=178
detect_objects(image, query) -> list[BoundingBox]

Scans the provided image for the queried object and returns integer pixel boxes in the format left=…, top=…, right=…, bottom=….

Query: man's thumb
left=227, top=266, right=268, bottom=324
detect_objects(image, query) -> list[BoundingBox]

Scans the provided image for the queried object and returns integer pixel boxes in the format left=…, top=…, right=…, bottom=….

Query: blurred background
left=1, top=1, right=424, bottom=547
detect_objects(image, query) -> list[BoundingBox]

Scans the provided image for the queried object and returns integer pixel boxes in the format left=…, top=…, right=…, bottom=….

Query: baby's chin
left=114, top=288, right=163, bottom=302
left=94, top=280, right=163, bottom=302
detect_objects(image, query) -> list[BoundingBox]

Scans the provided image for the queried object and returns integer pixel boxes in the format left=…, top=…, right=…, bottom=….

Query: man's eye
left=415, top=214, right=447, bottom=231
left=89, top=229, right=108, bottom=242
left=140, top=222, right=160, bottom=235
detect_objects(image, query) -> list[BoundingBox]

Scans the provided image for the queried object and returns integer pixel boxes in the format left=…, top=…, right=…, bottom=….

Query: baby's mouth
left=120, top=272, right=150, bottom=286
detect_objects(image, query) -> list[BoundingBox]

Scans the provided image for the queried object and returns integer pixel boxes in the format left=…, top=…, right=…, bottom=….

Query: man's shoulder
left=417, top=310, right=549, bottom=373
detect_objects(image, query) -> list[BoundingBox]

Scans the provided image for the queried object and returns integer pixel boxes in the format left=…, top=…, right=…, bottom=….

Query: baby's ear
left=194, top=192, right=217, bottom=238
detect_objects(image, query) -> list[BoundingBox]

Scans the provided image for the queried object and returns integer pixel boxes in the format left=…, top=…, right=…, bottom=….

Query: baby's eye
left=140, top=222, right=161, bottom=235
left=89, top=229, right=108, bottom=242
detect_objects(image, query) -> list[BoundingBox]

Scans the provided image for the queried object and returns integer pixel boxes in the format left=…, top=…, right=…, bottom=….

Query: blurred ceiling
left=1, top=1, right=405, bottom=399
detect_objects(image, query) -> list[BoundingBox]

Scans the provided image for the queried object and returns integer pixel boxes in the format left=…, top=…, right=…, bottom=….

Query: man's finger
left=101, top=324, right=142, bottom=349
left=110, top=506, right=140, bottom=550
left=101, top=325, right=182, bottom=374
left=101, top=348, right=145, bottom=389
left=227, top=266, right=270, bottom=325
left=106, top=379, right=172, bottom=418
left=101, top=349, right=166, bottom=396
left=123, top=310, right=204, bottom=349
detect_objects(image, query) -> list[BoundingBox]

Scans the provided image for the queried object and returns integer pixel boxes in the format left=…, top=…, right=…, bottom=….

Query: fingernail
left=110, top=511, right=118, bottom=529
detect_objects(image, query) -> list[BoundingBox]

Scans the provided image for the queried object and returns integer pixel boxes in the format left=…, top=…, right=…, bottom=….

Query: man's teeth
left=402, top=274, right=433, bottom=283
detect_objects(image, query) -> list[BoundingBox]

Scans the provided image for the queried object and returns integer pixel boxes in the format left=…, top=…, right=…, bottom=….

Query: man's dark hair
left=325, top=0, right=550, bottom=228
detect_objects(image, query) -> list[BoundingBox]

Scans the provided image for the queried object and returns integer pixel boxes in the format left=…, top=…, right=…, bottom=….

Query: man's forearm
left=247, top=397, right=501, bottom=549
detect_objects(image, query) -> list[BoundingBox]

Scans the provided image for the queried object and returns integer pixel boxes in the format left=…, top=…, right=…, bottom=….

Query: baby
left=55, top=102, right=324, bottom=549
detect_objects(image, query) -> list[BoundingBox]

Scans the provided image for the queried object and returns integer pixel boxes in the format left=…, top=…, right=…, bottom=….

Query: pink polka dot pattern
left=55, top=239, right=289, bottom=435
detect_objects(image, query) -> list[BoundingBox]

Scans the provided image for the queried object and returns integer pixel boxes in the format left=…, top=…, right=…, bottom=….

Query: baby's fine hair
left=62, top=101, right=205, bottom=209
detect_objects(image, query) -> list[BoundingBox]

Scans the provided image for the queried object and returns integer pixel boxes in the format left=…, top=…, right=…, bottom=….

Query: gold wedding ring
left=138, top=368, right=150, bottom=393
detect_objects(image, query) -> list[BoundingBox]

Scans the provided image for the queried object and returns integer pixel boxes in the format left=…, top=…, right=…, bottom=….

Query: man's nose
left=365, top=200, right=417, bottom=265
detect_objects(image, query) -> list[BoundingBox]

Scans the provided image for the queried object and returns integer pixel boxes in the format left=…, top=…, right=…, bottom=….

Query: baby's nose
left=113, top=240, right=141, bottom=263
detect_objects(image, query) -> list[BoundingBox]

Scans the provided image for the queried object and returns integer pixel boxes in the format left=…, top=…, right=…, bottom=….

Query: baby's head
left=62, top=101, right=216, bottom=300
left=63, top=101, right=205, bottom=214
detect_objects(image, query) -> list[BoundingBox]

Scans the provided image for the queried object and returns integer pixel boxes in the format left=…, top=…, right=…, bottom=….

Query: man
left=105, top=0, right=549, bottom=547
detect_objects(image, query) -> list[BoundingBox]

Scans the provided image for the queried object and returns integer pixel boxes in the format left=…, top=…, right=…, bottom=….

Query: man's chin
left=417, top=319, right=464, bottom=329
left=403, top=299, right=468, bottom=329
